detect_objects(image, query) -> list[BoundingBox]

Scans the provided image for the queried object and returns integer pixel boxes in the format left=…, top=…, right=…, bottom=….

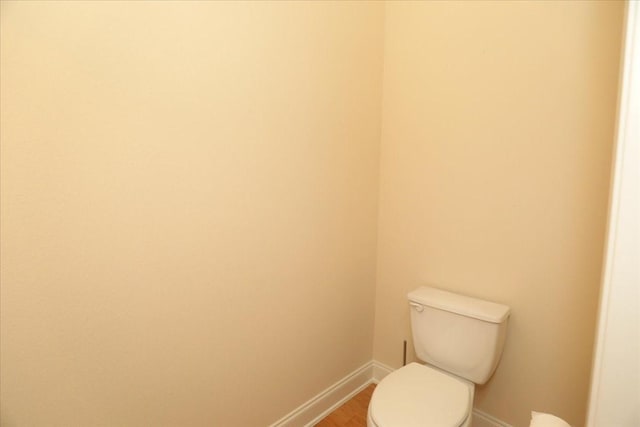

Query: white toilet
left=367, top=286, right=510, bottom=427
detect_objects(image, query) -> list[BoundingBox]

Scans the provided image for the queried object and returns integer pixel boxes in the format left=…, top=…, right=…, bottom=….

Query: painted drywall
left=588, top=2, right=640, bottom=425
left=373, top=2, right=624, bottom=427
left=0, top=2, right=384, bottom=425
left=1, top=1, right=627, bottom=426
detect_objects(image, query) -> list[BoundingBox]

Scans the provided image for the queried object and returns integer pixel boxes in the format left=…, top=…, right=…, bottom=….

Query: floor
left=315, top=383, right=376, bottom=427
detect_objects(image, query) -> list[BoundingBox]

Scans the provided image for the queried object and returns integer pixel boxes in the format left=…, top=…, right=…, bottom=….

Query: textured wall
left=1, top=2, right=625, bottom=426
left=373, top=2, right=623, bottom=426
left=0, top=2, right=384, bottom=425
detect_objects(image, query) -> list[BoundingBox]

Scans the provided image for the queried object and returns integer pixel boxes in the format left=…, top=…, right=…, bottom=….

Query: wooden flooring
left=315, top=383, right=376, bottom=427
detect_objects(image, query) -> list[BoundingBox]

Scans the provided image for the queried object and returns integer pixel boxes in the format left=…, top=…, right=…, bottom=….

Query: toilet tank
left=408, top=286, right=510, bottom=385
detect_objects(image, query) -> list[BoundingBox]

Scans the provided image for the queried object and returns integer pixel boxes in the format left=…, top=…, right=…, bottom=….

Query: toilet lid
left=370, top=363, right=470, bottom=427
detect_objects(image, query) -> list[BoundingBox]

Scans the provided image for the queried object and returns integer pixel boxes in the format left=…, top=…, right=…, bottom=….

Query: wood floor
left=315, top=383, right=376, bottom=427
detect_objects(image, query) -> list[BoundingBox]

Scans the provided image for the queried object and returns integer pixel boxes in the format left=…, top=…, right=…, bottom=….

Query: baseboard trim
left=473, top=408, right=513, bottom=427
left=304, top=379, right=374, bottom=427
left=269, top=359, right=512, bottom=427
left=371, top=360, right=394, bottom=383
left=268, top=361, right=374, bottom=427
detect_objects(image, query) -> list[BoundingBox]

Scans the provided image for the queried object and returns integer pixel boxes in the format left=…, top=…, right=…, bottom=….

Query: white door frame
left=586, top=1, right=640, bottom=426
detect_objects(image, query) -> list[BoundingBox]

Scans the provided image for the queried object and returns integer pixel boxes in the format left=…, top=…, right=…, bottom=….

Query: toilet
left=367, top=286, right=510, bottom=427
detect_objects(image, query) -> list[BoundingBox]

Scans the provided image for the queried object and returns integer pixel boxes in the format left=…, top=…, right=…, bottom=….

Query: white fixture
left=530, top=411, right=571, bottom=427
left=367, top=286, right=510, bottom=427
left=586, top=2, right=640, bottom=426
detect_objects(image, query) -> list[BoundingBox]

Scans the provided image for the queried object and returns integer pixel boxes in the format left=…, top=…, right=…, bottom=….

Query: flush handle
left=410, top=302, right=424, bottom=312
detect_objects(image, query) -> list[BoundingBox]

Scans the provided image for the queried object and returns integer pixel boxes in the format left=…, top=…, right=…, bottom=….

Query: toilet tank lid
left=408, top=286, right=510, bottom=323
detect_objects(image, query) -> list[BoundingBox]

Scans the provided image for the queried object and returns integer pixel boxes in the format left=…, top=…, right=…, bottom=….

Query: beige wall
left=373, top=2, right=623, bottom=427
left=0, top=2, right=383, bottom=426
left=1, top=1, right=625, bottom=427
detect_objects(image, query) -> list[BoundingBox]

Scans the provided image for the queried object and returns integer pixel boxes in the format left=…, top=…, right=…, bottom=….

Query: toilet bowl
left=367, top=286, right=510, bottom=427
left=367, top=363, right=473, bottom=427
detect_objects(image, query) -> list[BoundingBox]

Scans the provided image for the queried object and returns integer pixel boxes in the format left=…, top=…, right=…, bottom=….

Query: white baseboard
left=268, top=361, right=374, bottom=427
left=371, top=360, right=395, bottom=383
left=472, top=409, right=513, bottom=427
left=269, top=360, right=512, bottom=427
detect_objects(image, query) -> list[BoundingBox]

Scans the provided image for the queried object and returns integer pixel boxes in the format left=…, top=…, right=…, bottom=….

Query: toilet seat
left=369, top=363, right=471, bottom=427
